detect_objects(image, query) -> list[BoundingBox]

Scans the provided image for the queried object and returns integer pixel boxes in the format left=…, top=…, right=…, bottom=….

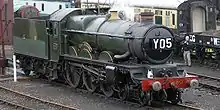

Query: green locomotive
left=13, top=8, right=199, bottom=105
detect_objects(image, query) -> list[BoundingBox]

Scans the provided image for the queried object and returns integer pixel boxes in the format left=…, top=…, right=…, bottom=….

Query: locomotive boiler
left=66, top=14, right=174, bottom=64
left=12, top=8, right=199, bottom=106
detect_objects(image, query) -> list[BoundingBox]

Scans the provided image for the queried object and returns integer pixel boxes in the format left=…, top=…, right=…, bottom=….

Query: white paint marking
left=13, top=55, right=17, bottom=82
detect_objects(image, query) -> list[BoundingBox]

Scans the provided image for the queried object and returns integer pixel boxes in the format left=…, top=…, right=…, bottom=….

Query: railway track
left=188, top=72, right=220, bottom=91
left=173, top=57, right=220, bottom=70
left=5, top=58, right=202, bottom=109
left=0, top=76, right=33, bottom=110
left=163, top=102, right=203, bottom=110
left=0, top=77, right=78, bottom=110
left=0, top=76, right=30, bottom=82
left=42, top=79, right=202, bottom=110
left=0, top=98, right=32, bottom=110
left=176, top=103, right=202, bottom=110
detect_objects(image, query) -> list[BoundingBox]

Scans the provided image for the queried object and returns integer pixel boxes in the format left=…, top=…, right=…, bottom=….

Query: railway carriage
left=176, top=0, right=220, bottom=66
left=183, top=31, right=220, bottom=64
left=12, top=8, right=199, bottom=106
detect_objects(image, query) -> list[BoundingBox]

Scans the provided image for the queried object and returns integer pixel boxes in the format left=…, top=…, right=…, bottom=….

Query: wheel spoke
left=100, top=82, right=114, bottom=97
left=118, top=84, right=129, bottom=101
left=137, top=89, right=150, bottom=106
left=66, top=65, right=83, bottom=88
left=83, top=71, right=97, bottom=92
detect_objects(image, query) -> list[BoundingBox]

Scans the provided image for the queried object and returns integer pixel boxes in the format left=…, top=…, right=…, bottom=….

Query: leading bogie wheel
left=100, top=82, right=114, bottom=97
left=82, top=70, right=98, bottom=92
left=138, top=88, right=152, bottom=107
left=118, top=84, right=129, bottom=101
left=66, top=65, right=83, bottom=88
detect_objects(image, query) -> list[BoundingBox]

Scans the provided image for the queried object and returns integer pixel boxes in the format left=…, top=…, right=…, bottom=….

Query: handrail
left=63, top=29, right=144, bottom=39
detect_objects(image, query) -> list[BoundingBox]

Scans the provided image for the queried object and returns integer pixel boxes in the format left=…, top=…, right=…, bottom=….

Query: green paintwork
left=13, top=37, right=48, bottom=59
left=13, top=18, right=47, bottom=41
left=13, top=18, right=49, bottom=59
left=13, top=17, right=62, bottom=62
left=67, top=16, right=136, bottom=54
left=48, top=21, right=61, bottom=61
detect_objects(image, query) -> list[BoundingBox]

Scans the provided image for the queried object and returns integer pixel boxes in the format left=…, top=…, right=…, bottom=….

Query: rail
left=188, top=72, right=220, bottom=91
left=0, top=76, right=34, bottom=109
left=4, top=58, right=204, bottom=109
left=0, top=98, right=33, bottom=110
left=0, top=84, right=78, bottom=110
left=176, top=103, right=203, bottom=110
left=44, top=78, right=202, bottom=110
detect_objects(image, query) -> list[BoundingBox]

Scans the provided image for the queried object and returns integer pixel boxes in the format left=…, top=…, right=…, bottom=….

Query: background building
left=14, top=0, right=179, bottom=29
left=132, top=6, right=177, bottom=29
left=14, top=0, right=74, bottom=16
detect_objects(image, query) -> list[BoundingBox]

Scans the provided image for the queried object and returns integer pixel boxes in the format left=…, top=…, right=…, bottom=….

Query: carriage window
left=155, top=16, right=162, bottom=24
left=166, top=11, right=170, bottom=16
left=42, top=3, right=44, bottom=11
left=65, top=4, right=69, bottom=8
left=172, top=14, right=175, bottom=25
left=59, top=5, right=62, bottom=9
left=134, top=8, right=141, bottom=13
left=144, top=9, right=151, bottom=12
left=165, top=16, right=170, bottom=26
left=155, top=10, right=162, bottom=15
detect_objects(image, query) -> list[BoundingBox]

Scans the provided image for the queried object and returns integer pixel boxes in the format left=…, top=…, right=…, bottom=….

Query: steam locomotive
left=12, top=8, right=199, bottom=106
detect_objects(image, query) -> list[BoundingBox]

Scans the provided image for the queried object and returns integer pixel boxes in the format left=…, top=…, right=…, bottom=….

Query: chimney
left=109, top=10, right=119, bottom=20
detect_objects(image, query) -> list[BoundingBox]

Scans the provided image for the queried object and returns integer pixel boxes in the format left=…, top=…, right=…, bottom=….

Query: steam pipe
left=113, top=51, right=131, bottom=62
